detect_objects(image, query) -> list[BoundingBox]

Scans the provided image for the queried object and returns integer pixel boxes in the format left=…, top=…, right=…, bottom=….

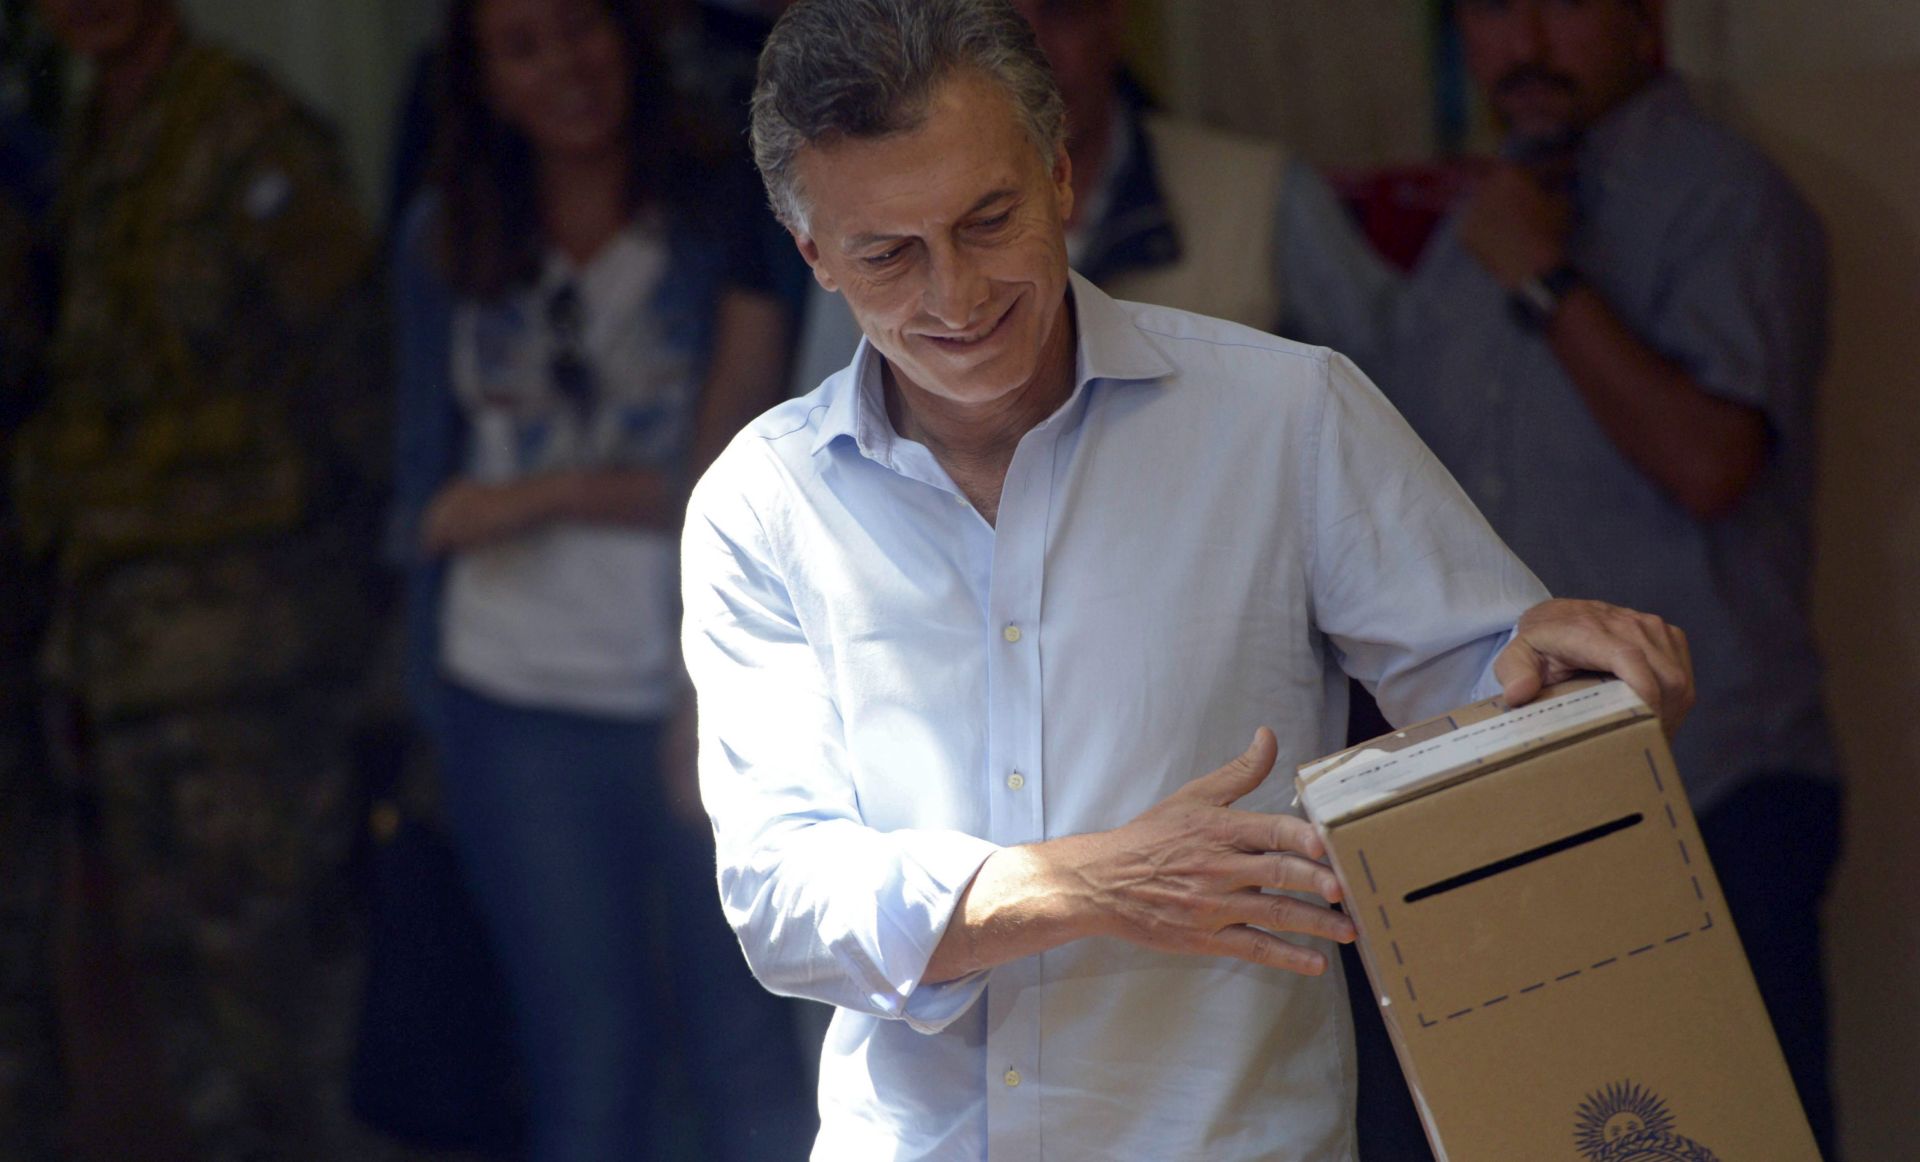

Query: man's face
left=35, top=0, right=169, bottom=61
left=1010, top=0, right=1123, bottom=148
left=792, top=71, right=1075, bottom=410
left=1458, top=0, right=1662, bottom=143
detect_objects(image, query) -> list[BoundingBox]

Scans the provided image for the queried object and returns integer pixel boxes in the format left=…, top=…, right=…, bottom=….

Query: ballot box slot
left=1403, top=813, right=1644, bottom=904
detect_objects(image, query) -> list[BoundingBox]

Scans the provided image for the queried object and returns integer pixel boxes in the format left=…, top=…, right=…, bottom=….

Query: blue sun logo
left=1573, top=1081, right=1719, bottom=1161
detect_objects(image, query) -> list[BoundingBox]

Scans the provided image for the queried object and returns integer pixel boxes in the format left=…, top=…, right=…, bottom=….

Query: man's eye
left=862, top=246, right=907, bottom=268
left=973, top=212, right=1013, bottom=231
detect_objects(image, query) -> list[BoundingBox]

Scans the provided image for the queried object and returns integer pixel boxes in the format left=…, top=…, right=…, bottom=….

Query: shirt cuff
left=1470, top=625, right=1523, bottom=702
left=881, top=829, right=1000, bottom=1035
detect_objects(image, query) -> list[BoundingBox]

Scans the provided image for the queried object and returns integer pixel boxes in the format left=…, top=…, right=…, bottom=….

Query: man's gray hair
left=750, top=0, right=1067, bottom=232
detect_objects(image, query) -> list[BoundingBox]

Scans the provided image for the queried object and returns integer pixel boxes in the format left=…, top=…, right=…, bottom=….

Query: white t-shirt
left=440, top=221, right=692, bottom=719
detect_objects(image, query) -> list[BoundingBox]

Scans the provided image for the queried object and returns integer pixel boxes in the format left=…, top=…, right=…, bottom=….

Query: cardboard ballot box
left=1296, top=681, right=1820, bottom=1161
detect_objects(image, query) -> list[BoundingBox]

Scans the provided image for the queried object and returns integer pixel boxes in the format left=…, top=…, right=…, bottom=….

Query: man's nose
left=922, top=249, right=990, bottom=329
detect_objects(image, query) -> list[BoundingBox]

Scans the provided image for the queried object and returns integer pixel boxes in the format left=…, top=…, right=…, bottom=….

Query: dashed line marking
left=1358, top=849, right=1379, bottom=895
left=1400, top=746, right=1720, bottom=1034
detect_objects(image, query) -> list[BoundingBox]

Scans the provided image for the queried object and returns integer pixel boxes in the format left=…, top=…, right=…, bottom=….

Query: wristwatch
left=1509, top=263, right=1584, bottom=332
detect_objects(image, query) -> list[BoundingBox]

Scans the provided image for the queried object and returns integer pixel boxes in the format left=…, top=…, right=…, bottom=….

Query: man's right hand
left=924, top=730, right=1355, bottom=984
left=1068, top=728, right=1356, bottom=973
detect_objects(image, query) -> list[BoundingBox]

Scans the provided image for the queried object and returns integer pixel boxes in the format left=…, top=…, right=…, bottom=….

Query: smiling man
left=681, top=2, right=1694, bottom=1158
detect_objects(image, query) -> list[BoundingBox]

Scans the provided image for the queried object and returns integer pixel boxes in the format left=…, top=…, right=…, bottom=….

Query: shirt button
left=1480, top=475, right=1506, bottom=501
left=1006, top=772, right=1026, bottom=791
left=1003, top=1068, right=1022, bottom=1088
left=1002, top=624, right=1022, bottom=644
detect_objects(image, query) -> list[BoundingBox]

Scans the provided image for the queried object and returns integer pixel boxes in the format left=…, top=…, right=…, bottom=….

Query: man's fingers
left=1217, top=850, right=1341, bottom=902
left=1227, top=890, right=1357, bottom=946
left=1502, top=600, right=1697, bottom=735
left=1211, top=809, right=1327, bottom=862
left=1176, top=727, right=1279, bottom=807
left=1206, top=911, right=1354, bottom=976
left=1207, top=926, right=1328, bottom=975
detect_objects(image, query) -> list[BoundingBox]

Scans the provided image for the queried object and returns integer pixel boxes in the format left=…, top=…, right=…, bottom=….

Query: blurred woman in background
left=388, top=1, right=812, bottom=1157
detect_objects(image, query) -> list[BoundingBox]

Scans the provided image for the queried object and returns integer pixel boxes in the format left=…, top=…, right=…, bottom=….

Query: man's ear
left=793, top=229, right=840, bottom=293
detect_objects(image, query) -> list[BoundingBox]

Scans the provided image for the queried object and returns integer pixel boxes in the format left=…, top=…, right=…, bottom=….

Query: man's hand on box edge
left=1495, top=598, right=1695, bottom=737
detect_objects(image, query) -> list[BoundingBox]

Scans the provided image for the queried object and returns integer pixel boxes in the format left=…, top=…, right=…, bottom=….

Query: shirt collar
left=808, top=270, right=1174, bottom=459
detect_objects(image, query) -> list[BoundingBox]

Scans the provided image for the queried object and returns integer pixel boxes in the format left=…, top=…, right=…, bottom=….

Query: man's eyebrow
left=842, top=188, right=1022, bottom=251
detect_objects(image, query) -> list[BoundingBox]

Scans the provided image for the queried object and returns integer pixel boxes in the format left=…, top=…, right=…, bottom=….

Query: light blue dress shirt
left=682, top=273, right=1548, bottom=1161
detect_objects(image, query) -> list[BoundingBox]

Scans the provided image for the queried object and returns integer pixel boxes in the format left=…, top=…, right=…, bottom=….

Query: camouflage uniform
left=10, top=39, right=395, bottom=1161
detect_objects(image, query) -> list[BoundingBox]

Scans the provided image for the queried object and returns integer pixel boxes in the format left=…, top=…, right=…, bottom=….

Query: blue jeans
left=439, top=683, right=816, bottom=1162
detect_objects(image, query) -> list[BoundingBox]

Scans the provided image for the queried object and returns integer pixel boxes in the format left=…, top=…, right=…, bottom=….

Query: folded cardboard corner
left=1298, top=680, right=1820, bottom=1161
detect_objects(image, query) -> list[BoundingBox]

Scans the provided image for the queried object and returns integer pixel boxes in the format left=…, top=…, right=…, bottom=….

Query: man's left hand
left=1460, top=161, right=1571, bottom=290
left=1494, top=598, right=1694, bottom=736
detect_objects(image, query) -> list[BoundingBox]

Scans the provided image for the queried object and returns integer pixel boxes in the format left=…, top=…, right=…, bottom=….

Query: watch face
left=1519, top=277, right=1559, bottom=316
left=1510, top=278, right=1558, bottom=332
left=1510, top=264, right=1581, bottom=332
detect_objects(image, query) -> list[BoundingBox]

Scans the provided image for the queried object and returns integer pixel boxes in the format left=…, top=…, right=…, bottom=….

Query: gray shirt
left=1375, top=76, right=1835, bottom=808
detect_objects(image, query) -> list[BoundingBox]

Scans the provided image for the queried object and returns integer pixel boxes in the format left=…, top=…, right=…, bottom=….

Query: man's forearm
left=923, top=834, right=1108, bottom=984
left=1547, top=286, right=1769, bottom=520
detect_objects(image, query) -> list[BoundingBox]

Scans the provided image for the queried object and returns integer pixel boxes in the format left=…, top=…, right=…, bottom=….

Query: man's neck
left=92, top=9, right=183, bottom=137
left=884, top=294, right=1079, bottom=522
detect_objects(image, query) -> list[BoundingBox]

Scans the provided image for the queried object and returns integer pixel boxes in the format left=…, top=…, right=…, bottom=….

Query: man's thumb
left=1192, top=727, right=1279, bottom=807
left=1495, top=639, right=1545, bottom=707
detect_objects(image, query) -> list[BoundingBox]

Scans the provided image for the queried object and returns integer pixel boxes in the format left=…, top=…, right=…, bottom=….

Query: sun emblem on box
left=1573, top=1081, right=1719, bottom=1161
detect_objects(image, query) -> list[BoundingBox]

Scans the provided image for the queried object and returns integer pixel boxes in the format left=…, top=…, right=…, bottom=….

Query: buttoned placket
left=978, top=409, right=1064, bottom=1159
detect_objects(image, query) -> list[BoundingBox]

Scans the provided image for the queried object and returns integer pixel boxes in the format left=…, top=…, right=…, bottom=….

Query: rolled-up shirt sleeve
left=1305, top=352, right=1551, bottom=724
left=681, top=447, right=999, bottom=1033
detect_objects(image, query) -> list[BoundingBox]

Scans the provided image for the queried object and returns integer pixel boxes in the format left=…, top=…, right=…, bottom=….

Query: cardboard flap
left=1295, top=680, right=1651, bottom=825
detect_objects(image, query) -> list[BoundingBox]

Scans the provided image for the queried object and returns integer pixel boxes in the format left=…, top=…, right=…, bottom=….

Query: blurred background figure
left=9, top=0, right=394, bottom=1158
left=0, top=3, right=63, bottom=1157
left=387, top=0, right=814, bottom=1158
left=1316, top=0, right=1842, bottom=1156
left=785, top=0, right=1387, bottom=393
